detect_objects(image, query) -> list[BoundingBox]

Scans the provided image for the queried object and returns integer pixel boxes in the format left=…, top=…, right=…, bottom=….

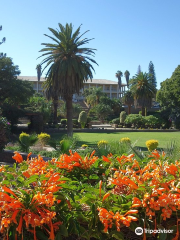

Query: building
left=17, top=76, right=127, bottom=100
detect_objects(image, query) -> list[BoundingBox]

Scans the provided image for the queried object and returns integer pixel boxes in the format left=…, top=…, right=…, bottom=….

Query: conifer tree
left=148, top=61, right=157, bottom=89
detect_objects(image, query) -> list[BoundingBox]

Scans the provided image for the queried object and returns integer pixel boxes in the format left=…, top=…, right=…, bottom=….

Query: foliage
left=94, top=104, right=112, bottom=123
left=0, top=116, right=10, bottom=151
left=19, top=132, right=38, bottom=152
left=97, top=140, right=108, bottom=148
left=38, top=23, right=97, bottom=136
left=144, top=115, right=158, bottom=127
left=1, top=150, right=180, bottom=239
left=0, top=25, right=6, bottom=57
left=120, top=111, right=127, bottom=124
left=129, top=72, right=156, bottom=116
left=145, top=139, right=159, bottom=151
left=111, top=118, right=120, bottom=124
left=59, top=102, right=82, bottom=119
left=124, top=70, right=130, bottom=88
left=115, top=70, right=123, bottom=89
left=124, top=114, right=143, bottom=127
left=157, top=65, right=180, bottom=128
left=78, top=111, right=87, bottom=128
left=148, top=61, right=157, bottom=89
left=120, top=137, right=131, bottom=144
left=38, top=132, right=51, bottom=146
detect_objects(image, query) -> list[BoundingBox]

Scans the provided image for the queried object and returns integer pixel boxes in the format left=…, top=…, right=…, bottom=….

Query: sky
left=1, top=0, right=180, bottom=89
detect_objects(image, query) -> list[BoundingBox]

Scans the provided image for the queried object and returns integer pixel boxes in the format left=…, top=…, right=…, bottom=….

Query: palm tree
left=43, top=76, right=59, bottom=124
left=130, top=72, right=156, bottom=116
left=124, top=70, right=130, bottom=88
left=36, top=64, right=41, bottom=93
left=38, top=23, right=97, bottom=136
left=115, top=70, right=123, bottom=90
left=123, top=90, right=134, bottom=114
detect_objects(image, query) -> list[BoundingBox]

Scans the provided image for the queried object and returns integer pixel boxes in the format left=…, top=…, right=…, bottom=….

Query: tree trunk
left=65, top=95, right=73, bottom=137
left=142, top=107, right=145, bottom=116
left=53, top=97, right=58, bottom=124
left=128, top=105, right=131, bottom=115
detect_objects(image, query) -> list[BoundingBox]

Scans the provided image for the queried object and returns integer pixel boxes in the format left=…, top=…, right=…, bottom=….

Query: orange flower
left=12, top=152, right=23, bottom=163
left=102, top=192, right=110, bottom=202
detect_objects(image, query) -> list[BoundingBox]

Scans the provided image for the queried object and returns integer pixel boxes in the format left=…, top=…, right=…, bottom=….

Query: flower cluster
left=38, top=132, right=51, bottom=146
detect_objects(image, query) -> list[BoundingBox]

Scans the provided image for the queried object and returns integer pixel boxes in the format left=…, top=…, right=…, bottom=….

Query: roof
left=17, top=76, right=127, bottom=86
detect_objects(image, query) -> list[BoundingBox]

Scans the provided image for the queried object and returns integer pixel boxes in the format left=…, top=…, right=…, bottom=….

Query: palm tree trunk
left=142, top=107, right=145, bottom=116
left=65, top=95, right=73, bottom=137
left=128, top=105, right=131, bottom=115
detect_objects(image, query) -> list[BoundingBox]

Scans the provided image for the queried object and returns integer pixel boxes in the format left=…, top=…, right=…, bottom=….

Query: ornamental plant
left=146, top=139, right=159, bottom=151
left=38, top=132, right=50, bottom=146
left=19, top=132, right=38, bottom=152
left=1, top=149, right=180, bottom=239
left=119, top=137, right=131, bottom=144
left=97, top=140, right=108, bottom=148
left=78, top=111, right=87, bottom=128
left=0, top=116, right=10, bottom=151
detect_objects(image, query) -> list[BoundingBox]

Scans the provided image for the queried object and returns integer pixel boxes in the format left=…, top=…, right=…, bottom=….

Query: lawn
left=51, top=131, right=180, bottom=150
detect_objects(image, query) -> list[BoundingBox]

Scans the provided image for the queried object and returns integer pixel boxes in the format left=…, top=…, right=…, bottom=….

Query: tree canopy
left=148, top=61, right=157, bottom=89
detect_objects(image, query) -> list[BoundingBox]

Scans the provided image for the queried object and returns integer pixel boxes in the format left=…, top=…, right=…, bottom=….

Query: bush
left=0, top=116, right=11, bottom=151
left=120, top=137, right=131, bottom=144
left=146, top=139, right=159, bottom=151
left=19, top=132, right=38, bottom=152
left=144, top=115, right=158, bottom=127
left=37, top=132, right=50, bottom=146
left=78, top=111, right=87, bottom=128
left=60, top=119, right=67, bottom=125
left=111, top=118, right=120, bottom=124
left=124, top=114, right=144, bottom=127
left=97, top=140, right=108, bottom=148
left=120, top=111, right=127, bottom=124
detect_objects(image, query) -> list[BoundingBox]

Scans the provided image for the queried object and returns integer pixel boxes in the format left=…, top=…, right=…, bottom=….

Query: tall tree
left=115, top=70, right=123, bottom=93
left=148, top=61, right=157, bottom=89
left=130, top=72, right=156, bottom=116
left=38, top=23, right=97, bottom=136
left=0, top=26, right=6, bottom=58
left=36, top=64, right=42, bottom=93
left=124, top=70, right=130, bottom=88
left=137, top=65, right=142, bottom=74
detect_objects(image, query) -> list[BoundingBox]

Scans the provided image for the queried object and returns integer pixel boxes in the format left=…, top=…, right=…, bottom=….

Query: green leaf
left=17, top=176, right=24, bottom=183
left=79, top=226, right=89, bottom=240
left=24, top=175, right=39, bottom=186
left=59, top=224, right=68, bottom=237
left=159, top=232, right=167, bottom=240
left=89, top=174, right=99, bottom=180
left=112, top=232, right=124, bottom=240
left=2, top=180, right=10, bottom=185
left=55, top=232, right=62, bottom=240
left=36, top=230, right=49, bottom=240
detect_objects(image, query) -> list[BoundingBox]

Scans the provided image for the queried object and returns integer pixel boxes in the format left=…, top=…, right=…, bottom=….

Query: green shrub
left=0, top=117, right=10, bottom=151
left=111, top=118, right=120, bottom=124
left=37, top=132, right=50, bottom=146
left=19, top=132, right=38, bottom=152
left=120, top=137, right=131, bottom=144
left=124, top=114, right=144, bottom=127
left=120, top=111, right=127, bottom=124
left=146, top=139, right=159, bottom=151
left=78, top=111, right=87, bottom=128
left=144, top=115, right=158, bottom=127
left=60, top=119, right=67, bottom=125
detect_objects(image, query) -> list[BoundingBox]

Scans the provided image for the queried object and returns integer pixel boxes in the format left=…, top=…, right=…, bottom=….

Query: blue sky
left=1, top=0, right=180, bottom=89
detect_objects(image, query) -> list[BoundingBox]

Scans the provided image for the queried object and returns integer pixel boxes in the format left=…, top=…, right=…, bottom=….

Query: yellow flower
left=119, top=137, right=131, bottom=144
left=146, top=139, right=158, bottom=151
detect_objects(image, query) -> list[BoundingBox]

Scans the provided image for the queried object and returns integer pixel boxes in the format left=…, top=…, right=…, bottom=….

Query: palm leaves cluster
left=115, top=70, right=130, bottom=89
left=37, top=23, right=97, bottom=136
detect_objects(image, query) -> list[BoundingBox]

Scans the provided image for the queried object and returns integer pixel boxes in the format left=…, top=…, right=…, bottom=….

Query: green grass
left=50, top=131, right=180, bottom=150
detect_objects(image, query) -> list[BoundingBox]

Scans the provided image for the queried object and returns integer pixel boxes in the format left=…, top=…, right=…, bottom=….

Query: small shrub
left=0, top=116, right=11, bottom=151
left=120, top=137, right=131, bottom=144
left=97, top=140, right=108, bottom=148
left=111, top=118, right=120, bottom=124
left=19, top=132, right=38, bottom=152
left=38, top=132, right=50, bottom=146
left=120, top=111, right=127, bottom=124
left=60, top=119, right=67, bottom=125
left=146, top=139, right=159, bottom=151
left=78, top=111, right=87, bottom=128
left=81, top=144, right=88, bottom=148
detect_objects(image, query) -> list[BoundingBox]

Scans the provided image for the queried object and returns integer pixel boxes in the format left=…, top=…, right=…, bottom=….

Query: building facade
left=17, top=76, right=127, bottom=100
